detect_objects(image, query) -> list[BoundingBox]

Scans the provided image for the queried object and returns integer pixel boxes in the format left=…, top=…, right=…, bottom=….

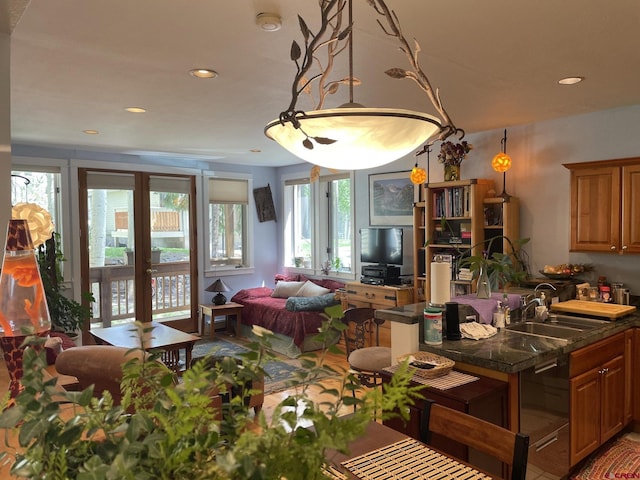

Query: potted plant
left=457, top=236, right=531, bottom=296
left=37, top=233, right=94, bottom=337
left=0, top=320, right=422, bottom=479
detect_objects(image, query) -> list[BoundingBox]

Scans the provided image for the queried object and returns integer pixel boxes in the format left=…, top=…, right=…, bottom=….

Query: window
left=283, top=173, right=353, bottom=275
left=11, top=168, right=62, bottom=241
left=207, top=176, right=251, bottom=270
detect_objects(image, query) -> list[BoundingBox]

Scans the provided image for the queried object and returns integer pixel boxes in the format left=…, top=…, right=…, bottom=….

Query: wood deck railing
left=89, top=262, right=191, bottom=327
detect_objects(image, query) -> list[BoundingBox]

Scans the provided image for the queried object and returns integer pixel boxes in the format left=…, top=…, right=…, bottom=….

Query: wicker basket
left=397, top=352, right=455, bottom=379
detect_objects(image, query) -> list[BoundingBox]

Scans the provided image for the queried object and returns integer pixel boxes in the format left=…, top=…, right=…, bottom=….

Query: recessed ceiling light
left=125, top=107, right=147, bottom=113
left=256, top=13, right=282, bottom=32
left=83, top=129, right=99, bottom=135
left=189, top=68, right=219, bottom=79
left=558, top=76, right=584, bottom=85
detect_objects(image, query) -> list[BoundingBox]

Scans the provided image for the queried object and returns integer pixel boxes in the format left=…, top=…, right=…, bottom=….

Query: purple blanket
left=453, top=293, right=522, bottom=324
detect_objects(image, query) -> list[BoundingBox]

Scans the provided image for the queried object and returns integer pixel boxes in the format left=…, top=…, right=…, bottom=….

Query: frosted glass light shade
left=265, top=107, right=441, bottom=169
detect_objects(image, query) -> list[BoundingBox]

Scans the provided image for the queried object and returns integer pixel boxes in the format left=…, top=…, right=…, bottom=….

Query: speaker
left=445, top=302, right=462, bottom=340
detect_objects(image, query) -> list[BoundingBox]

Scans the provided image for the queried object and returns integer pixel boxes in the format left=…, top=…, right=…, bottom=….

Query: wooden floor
left=0, top=332, right=358, bottom=423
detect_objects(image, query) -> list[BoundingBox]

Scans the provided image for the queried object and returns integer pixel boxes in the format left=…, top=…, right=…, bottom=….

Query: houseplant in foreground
left=0, top=320, right=422, bottom=479
left=37, top=233, right=94, bottom=337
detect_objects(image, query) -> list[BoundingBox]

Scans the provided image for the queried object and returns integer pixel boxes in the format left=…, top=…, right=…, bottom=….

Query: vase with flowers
left=438, top=140, right=473, bottom=181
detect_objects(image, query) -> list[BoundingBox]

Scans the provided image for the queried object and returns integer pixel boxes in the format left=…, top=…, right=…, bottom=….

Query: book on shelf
left=431, top=186, right=471, bottom=218
left=457, top=267, right=473, bottom=281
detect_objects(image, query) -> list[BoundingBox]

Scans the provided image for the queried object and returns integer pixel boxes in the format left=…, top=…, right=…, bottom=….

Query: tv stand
left=341, top=281, right=415, bottom=347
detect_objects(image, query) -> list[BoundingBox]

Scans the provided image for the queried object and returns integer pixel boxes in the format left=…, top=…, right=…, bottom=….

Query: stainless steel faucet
left=521, top=296, right=544, bottom=320
left=535, top=282, right=557, bottom=293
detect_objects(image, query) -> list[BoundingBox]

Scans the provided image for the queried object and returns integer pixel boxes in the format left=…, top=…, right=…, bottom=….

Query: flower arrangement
left=437, top=140, right=473, bottom=167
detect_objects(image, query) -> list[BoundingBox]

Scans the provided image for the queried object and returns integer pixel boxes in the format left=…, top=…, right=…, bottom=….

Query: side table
left=199, top=302, right=244, bottom=339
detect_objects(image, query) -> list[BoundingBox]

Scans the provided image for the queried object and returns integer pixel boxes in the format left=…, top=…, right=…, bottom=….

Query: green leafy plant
left=458, top=236, right=531, bottom=291
left=36, top=232, right=94, bottom=334
left=0, top=320, right=423, bottom=479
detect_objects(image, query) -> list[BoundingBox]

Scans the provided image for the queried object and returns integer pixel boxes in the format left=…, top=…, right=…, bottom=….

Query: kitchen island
left=375, top=301, right=640, bottom=478
left=375, top=301, right=639, bottom=373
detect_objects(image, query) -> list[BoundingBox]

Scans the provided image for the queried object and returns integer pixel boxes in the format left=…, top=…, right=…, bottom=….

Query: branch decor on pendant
left=264, top=0, right=463, bottom=170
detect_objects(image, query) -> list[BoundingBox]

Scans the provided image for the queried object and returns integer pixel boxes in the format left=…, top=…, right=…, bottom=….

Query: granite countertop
left=376, top=302, right=640, bottom=374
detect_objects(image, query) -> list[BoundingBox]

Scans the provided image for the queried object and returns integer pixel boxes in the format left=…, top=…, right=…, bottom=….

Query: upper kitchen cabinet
left=565, top=158, right=640, bottom=254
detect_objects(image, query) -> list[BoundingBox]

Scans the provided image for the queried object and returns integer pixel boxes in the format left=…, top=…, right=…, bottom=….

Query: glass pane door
left=148, top=176, right=193, bottom=323
left=80, top=170, right=197, bottom=338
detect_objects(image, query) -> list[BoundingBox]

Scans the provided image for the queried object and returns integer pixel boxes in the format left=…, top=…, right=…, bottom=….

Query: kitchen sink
left=507, top=314, right=607, bottom=341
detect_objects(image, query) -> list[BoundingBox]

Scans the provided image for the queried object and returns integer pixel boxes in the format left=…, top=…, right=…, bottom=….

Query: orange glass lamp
left=410, top=163, right=427, bottom=185
left=492, top=129, right=513, bottom=200
left=0, top=219, right=51, bottom=398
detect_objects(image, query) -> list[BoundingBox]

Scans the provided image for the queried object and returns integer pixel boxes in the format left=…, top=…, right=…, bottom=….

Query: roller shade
left=209, top=178, right=248, bottom=204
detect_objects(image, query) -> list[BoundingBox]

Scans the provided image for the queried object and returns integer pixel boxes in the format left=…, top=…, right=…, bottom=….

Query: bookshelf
left=413, top=179, right=495, bottom=303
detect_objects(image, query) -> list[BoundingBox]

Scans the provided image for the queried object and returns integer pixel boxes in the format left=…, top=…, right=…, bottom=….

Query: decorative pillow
left=270, top=281, right=305, bottom=298
left=285, top=293, right=339, bottom=312
left=299, top=275, right=345, bottom=292
left=296, top=280, right=331, bottom=297
left=274, top=273, right=300, bottom=283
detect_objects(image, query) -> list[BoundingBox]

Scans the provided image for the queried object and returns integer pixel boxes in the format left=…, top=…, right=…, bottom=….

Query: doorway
left=78, top=169, right=198, bottom=343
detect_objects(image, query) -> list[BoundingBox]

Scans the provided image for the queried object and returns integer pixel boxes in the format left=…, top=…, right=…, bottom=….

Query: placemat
left=383, top=366, right=479, bottom=390
left=342, top=438, right=491, bottom=479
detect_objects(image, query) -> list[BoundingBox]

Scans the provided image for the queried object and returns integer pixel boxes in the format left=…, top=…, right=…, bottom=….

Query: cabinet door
left=570, top=369, right=600, bottom=465
left=600, top=355, right=625, bottom=443
left=570, top=166, right=621, bottom=252
left=622, top=164, right=640, bottom=253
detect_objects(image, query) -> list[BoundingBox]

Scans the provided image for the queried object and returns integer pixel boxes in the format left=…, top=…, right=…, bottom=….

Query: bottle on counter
left=598, top=276, right=611, bottom=303
left=502, top=293, right=511, bottom=325
left=493, top=300, right=505, bottom=329
left=424, top=307, right=443, bottom=345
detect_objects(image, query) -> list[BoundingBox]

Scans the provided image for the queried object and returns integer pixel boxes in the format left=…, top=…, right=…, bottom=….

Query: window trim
left=281, top=171, right=356, bottom=280
left=202, top=171, right=253, bottom=277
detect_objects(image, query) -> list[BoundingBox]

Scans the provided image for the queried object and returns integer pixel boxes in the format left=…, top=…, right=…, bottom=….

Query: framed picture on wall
left=369, top=171, right=415, bottom=226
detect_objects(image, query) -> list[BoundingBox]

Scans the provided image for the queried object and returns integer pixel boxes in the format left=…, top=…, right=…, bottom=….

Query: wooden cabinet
left=569, top=332, right=627, bottom=465
left=634, top=328, right=640, bottom=423
left=413, top=179, right=494, bottom=302
left=565, top=158, right=640, bottom=253
left=342, top=282, right=414, bottom=347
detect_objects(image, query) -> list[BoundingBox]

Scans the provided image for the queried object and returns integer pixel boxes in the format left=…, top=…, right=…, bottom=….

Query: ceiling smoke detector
left=256, top=13, right=281, bottom=32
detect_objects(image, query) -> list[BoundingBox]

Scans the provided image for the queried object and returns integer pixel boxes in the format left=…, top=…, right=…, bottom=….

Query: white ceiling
left=9, top=0, right=640, bottom=168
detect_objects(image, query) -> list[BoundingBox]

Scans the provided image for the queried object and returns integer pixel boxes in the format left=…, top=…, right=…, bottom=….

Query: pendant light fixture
left=491, top=129, right=512, bottom=200
left=265, top=0, right=458, bottom=170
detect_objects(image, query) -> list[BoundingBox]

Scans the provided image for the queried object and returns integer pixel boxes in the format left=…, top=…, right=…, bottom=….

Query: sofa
left=230, top=274, right=344, bottom=358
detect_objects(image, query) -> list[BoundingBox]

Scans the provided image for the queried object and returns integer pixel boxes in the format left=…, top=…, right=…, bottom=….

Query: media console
left=361, top=264, right=400, bottom=286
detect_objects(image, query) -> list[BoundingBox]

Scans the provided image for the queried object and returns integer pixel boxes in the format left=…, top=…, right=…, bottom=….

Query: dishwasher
left=519, top=356, right=570, bottom=478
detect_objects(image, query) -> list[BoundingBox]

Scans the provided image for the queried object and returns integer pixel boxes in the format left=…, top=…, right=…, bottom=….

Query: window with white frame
left=11, top=168, right=62, bottom=240
left=283, top=172, right=353, bottom=275
left=207, top=177, right=250, bottom=270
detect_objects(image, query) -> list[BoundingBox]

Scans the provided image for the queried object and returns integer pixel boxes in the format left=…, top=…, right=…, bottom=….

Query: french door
left=78, top=169, right=197, bottom=343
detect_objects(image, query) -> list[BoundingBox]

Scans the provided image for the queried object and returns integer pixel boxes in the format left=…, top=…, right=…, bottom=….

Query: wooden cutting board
left=550, top=300, right=636, bottom=319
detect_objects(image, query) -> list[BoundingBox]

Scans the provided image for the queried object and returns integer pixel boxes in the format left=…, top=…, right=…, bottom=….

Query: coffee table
left=90, top=322, right=200, bottom=374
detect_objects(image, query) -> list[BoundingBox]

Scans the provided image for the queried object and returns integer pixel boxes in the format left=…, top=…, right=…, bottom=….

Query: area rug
left=571, top=433, right=640, bottom=479
left=186, top=338, right=327, bottom=395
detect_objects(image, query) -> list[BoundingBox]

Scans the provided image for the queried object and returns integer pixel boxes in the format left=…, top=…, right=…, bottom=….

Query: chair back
left=342, top=307, right=383, bottom=355
left=420, top=399, right=529, bottom=480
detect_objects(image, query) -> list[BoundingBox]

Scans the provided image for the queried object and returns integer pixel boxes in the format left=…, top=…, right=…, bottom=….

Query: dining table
left=325, top=420, right=494, bottom=480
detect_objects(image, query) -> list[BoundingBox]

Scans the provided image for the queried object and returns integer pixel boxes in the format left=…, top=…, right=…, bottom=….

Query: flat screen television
left=360, top=227, right=403, bottom=265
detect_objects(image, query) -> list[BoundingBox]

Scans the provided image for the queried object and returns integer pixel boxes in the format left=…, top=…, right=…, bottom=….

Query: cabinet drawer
left=570, top=332, right=625, bottom=377
left=346, top=289, right=399, bottom=308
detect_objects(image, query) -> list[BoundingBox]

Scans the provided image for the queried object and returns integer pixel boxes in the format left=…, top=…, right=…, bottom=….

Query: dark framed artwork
left=253, top=184, right=277, bottom=223
left=368, top=171, right=415, bottom=226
